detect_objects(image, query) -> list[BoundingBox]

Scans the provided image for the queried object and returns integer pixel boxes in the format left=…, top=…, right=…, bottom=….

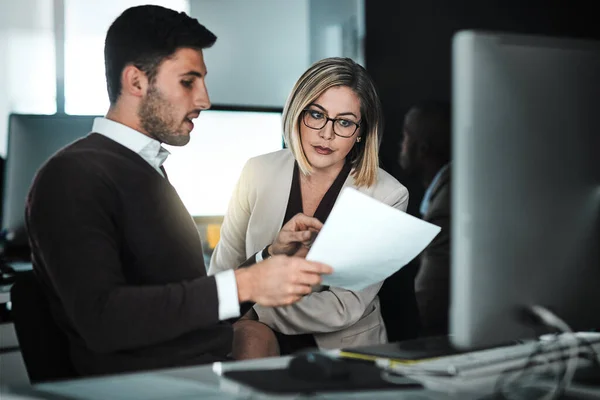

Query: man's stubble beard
left=138, top=85, right=190, bottom=146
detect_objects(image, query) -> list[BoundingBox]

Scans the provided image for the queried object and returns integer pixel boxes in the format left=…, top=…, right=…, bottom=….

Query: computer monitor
left=450, top=30, right=600, bottom=349
left=1, top=107, right=283, bottom=259
left=2, top=114, right=96, bottom=259
left=162, top=106, right=284, bottom=217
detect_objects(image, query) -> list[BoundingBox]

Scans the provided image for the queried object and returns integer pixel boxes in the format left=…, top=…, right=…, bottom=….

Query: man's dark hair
left=406, top=100, right=452, bottom=163
left=104, top=5, right=217, bottom=104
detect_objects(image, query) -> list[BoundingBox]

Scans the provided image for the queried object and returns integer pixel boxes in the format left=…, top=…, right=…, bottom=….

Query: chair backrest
left=10, top=270, right=78, bottom=383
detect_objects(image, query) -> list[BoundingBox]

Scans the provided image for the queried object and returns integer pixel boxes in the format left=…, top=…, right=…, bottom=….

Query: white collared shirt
left=420, top=163, right=450, bottom=216
left=92, top=117, right=240, bottom=321
left=92, top=117, right=170, bottom=176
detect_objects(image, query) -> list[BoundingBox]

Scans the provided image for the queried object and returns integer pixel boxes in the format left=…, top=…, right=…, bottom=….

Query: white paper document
left=306, top=187, right=441, bottom=291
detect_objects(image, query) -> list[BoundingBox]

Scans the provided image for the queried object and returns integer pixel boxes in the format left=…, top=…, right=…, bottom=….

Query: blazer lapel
left=250, top=152, right=296, bottom=253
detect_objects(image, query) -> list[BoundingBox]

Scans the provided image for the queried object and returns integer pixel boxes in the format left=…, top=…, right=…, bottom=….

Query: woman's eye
left=310, top=111, right=324, bottom=119
left=338, top=119, right=352, bottom=127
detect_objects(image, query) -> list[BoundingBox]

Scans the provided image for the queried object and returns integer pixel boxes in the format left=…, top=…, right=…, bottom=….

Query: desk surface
left=3, top=355, right=474, bottom=400
left=4, top=353, right=600, bottom=400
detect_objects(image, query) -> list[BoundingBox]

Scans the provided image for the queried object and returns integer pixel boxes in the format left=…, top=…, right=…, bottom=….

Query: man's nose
left=195, top=81, right=211, bottom=110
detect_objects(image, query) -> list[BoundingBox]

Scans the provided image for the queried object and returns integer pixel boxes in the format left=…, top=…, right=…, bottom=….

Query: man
left=25, top=5, right=331, bottom=377
left=399, top=100, right=451, bottom=337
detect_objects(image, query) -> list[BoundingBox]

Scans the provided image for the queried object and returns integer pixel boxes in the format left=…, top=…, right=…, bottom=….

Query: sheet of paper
left=306, top=187, right=441, bottom=291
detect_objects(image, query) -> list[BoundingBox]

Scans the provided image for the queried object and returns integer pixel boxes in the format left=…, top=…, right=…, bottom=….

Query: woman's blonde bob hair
left=282, top=57, right=384, bottom=187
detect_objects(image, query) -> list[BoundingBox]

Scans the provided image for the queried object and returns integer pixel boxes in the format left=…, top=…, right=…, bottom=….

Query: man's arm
left=27, top=156, right=225, bottom=353
left=234, top=255, right=330, bottom=307
left=29, top=157, right=333, bottom=353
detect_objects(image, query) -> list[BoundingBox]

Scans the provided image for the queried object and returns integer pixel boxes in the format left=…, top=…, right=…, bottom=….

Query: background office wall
left=188, top=0, right=365, bottom=107
left=309, top=0, right=364, bottom=65
left=189, top=0, right=309, bottom=108
left=0, top=0, right=364, bottom=156
left=0, top=0, right=56, bottom=157
left=365, top=0, right=600, bottom=217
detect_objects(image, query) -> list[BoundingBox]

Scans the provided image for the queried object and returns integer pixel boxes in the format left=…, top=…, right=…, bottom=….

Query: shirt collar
left=92, top=117, right=170, bottom=172
left=419, top=163, right=450, bottom=216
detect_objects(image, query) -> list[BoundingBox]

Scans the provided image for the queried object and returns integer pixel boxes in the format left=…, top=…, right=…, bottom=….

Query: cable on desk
left=575, top=335, right=600, bottom=369
left=492, top=322, right=555, bottom=399
left=492, top=305, right=582, bottom=400
left=377, top=313, right=600, bottom=398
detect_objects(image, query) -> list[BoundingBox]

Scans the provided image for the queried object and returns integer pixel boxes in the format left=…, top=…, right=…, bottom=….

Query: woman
left=209, top=57, right=409, bottom=356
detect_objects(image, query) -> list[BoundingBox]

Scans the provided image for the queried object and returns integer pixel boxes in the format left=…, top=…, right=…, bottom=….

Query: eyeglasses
left=301, top=109, right=361, bottom=138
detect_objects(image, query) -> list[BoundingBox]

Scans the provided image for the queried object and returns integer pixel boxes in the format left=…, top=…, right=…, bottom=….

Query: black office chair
left=10, top=269, right=78, bottom=383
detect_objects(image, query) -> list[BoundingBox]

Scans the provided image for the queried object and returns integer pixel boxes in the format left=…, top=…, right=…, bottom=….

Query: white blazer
left=209, top=149, right=409, bottom=350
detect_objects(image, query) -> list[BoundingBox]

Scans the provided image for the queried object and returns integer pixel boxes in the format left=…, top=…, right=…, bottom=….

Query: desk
left=4, top=353, right=600, bottom=400
left=3, top=355, right=471, bottom=400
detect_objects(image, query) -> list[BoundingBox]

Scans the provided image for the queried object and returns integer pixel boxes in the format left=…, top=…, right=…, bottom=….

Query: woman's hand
left=269, top=213, right=322, bottom=258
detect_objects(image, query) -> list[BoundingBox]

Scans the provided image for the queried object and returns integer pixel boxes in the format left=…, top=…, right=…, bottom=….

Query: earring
left=356, top=137, right=362, bottom=143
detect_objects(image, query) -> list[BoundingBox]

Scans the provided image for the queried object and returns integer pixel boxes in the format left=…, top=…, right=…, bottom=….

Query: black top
left=274, top=160, right=352, bottom=354
left=25, top=133, right=233, bottom=377
left=282, top=160, right=353, bottom=226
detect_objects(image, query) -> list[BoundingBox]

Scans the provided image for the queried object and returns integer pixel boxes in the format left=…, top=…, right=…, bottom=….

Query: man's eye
left=309, top=111, right=324, bottom=119
left=181, top=80, right=194, bottom=88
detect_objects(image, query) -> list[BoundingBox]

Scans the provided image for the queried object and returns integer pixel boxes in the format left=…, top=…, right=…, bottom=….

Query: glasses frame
left=301, top=108, right=361, bottom=138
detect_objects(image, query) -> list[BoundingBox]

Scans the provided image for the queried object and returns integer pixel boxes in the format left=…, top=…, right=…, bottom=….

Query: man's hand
left=269, top=213, right=322, bottom=258
left=235, top=255, right=333, bottom=307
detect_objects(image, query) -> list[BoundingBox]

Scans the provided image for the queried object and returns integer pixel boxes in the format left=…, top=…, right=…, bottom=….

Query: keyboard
left=377, top=332, right=600, bottom=378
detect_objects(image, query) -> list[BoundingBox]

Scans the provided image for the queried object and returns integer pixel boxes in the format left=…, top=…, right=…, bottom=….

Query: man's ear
left=121, top=65, right=149, bottom=99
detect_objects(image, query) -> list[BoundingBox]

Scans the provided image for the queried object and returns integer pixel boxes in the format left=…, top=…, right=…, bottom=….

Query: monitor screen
left=450, top=31, right=600, bottom=349
left=2, top=114, right=96, bottom=256
left=162, top=107, right=283, bottom=216
left=1, top=108, right=283, bottom=258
